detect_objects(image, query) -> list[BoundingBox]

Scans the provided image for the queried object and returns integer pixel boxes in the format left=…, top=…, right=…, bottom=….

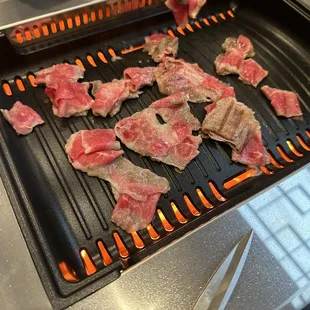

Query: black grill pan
left=0, top=0, right=309, bottom=308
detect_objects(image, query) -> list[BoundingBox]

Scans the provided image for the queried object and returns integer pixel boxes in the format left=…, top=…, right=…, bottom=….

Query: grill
left=0, top=0, right=309, bottom=308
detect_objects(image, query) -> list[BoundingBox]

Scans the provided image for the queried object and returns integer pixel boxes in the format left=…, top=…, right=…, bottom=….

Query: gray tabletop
left=1, top=165, right=310, bottom=310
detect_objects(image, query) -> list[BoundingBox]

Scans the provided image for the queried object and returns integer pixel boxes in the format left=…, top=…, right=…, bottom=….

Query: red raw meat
left=34, top=64, right=84, bottom=88
left=261, top=85, right=302, bottom=119
left=124, top=67, right=156, bottom=92
left=91, top=79, right=132, bottom=117
left=155, top=57, right=235, bottom=103
left=1, top=101, right=44, bottom=135
left=143, top=34, right=179, bottom=62
left=222, top=35, right=255, bottom=58
left=238, top=59, right=268, bottom=88
left=65, top=129, right=170, bottom=232
left=45, top=81, right=93, bottom=117
left=232, top=131, right=270, bottom=167
left=115, top=93, right=202, bottom=170
left=215, top=49, right=244, bottom=75
left=165, top=0, right=206, bottom=28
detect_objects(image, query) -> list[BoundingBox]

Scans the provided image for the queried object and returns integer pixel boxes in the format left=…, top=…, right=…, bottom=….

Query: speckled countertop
left=1, top=165, right=310, bottom=310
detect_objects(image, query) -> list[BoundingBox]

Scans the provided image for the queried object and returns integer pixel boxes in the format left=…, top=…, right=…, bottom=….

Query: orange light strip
left=219, top=12, right=226, bottom=20
left=183, top=195, right=201, bottom=216
left=98, top=8, right=104, bottom=19
left=50, top=21, right=57, bottom=33
left=98, top=51, right=108, bottom=63
left=121, top=45, right=143, bottom=55
left=296, top=135, right=310, bottom=151
left=268, top=151, right=284, bottom=168
left=24, top=28, right=32, bottom=41
left=80, top=249, right=97, bottom=275
left=15, top=79, right=25, bottom=91
left=33, top=26, right=40, bottom=38
left=171, top=202, right=188, bottom=223
left=176, top=26, right=186, bottom=35
left=131, top=232, right=145, bottom=249
left=196, top=188, right=213, bottom=208
left=75, top=58, right=85, bottom=69
left=286, top=140, right=303, bottom=157
left=58, top=261, right=79, bottom=282
left=157, top=210, right=174, bottom=232
left=227, top=10, right=235, bottom=17
left=307, top=130, right=310, bottom=138
left=15, top=31, right=23, bottom=43
left=67, top=17, right=73, bottom=29
left=97, top=241, right=113, bottom=266
left=113, top=232, right=129, bottom=258
left=260, top=166, right=274, bottom=175
left=203, top=18, right=210, bottom=26
left=168, top=29, right=176, bottom=37
left=2, top=83, right=12, bottom=96
left=108, top=48, right=117, bottom=57
left=209, top=182, right=226, bottom=201
left=276, top=146, right=294, bottom=163
left=90, top=10, right=96, bottom=22
left=28, top=74, right=37, bottom=87
left=83, top=12, right=89, bottom=24
left=87, top=55, right=97, bottom=67
left=185, top=24, right=194, bottom=32
left=194, top=20, right=202, bottom=29
left=59, top=20, right=65, bottom=31
left=224, top=169, right=257, bottom=190
left=147, top=224, right=160, bottom=240
left=211, top=15, right=218, bottom=23
left=42, top=24, right=49, bottom=36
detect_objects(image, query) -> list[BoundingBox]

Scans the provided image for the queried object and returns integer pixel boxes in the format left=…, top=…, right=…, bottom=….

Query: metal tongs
left=193, top=230, right=254, bottom=310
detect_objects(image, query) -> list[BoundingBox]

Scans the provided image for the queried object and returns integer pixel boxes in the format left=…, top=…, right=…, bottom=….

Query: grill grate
left=0, top=1, right=309, bottom=308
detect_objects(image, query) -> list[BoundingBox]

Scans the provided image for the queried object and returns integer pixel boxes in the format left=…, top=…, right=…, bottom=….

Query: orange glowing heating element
left=28, top=74, right=37, bottom=87
left=131, top=231, right=145, bottom=248
left=121, top=45, right=143, bottom=55
left=224, top=169, right=257, bottom=190
left=98, top=8, right=104, bottom=19
left=113, top=232, right=129, bottom=258
left=90, top=10, right=96, bottom=22
left=98, top=51, right=108, bottom=63
left=24, top=28, right=32, bottom=41
left=171, top=202, right=187, bottom=223
left=157, top=209, right=174, bottom=231
left=147, top=224, right=160, bottom=240
left=296, top=135, right=310, bottom=151
left=2, top=83, right=12, bottom=96
left=177, top=26, right=186, bottom=35
left=227, top=10, right=235, bottom=17
left=87, top=55, right=97, bottom=67
left=108, top=48, right=117, bottom=57
left=75, top=58, right=85, bottom=69
left=260, top=166, right=274, bottom=175
left=58, top=261, right=79, bottom=282
left=97, top=241, right=113, bottom=266
left=287, top=140, right=303, bottom=157
left=268, top=151, right=284, bottom=168
left=211, top=15, right=218, bottom=23
left=203, top=18, right=210, bottom=26
left=80, top=249, right=97, bottom=275
left=168, top=29, right=176, bottom=38
left=184, top=195, right=201, bottom=215
left=196, top=188, right=213, bottom=208
left=50, top=21, right=57, bottom=33
left=277, top=146, right=294, bottom=163
left=16, top=79, right=25, bottom=91
left=307, top=130, right=310, bottom=138
left=42, top=24, right=49, bottom=36
left=59, top=20, right=65, bottom=31
left=209, top=182, right=226, bottom=201
left=186, top=24, right=194, bottom=32
left=194, top=21, right=202, bottom=29
left=67, top=17, right=73, bottom=28
left=15, top=31, right=23, bottom=43
left=219, top=12, right=226, bottom=20
left=33, top=26, right=40, bottom=38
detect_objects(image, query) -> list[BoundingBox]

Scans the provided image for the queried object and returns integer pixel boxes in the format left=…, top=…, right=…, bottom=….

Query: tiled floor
left=239, top=166, right=310, bottom=309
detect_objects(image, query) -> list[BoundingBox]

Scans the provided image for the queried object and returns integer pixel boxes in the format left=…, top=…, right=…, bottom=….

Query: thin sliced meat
left=215, top=49, right=244, bottom=75
left=261, top=85, right=302, bottom=119
left=155, top=57, right=235, bottom=103
left=1, top=101, right=44, bottom=135
left=34, top=64, right=84, bottom=88
left=222, top=35, right=255, bottom=58
left=65, top=129, right=170, bottom=232
left=115, top=93, right=202, bottom=170
left=124, top=67, right=156, bottom=92
left=201, top=97, right=260, bottom=152
left=45, top=81, right=93, bottom=117
left=188, top=0, right=206, bottom=18
left=143, top=34, right=179, bottom=62
left=238, top=59, right=268, bottom=88
left=232, top=131, right=270, bottom=167
left=91, top=79, right=132, bottom=117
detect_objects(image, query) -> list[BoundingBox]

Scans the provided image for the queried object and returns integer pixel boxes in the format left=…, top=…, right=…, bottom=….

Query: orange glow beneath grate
left=2, top=83, right=12, bottom=96
left=24, top=28, right=32, bottom=41
left=90, top=10, right=96, bottom=22
left=98, top=8, right=104, bottom=19
left=209, top=182, right=226, bottom=201
left=67, top=17, right=73, bottom=29
left=120, top=0, right=125, bottom=13
left=75, top=58, right=85, bottom=69
left=177, top=26, right=186, bottom=35
left=277, top=146, right=294, bottom=163
left=186, top=24, right=194, bottom=32
left=50, top=21, right=57, bottom=33
left=227, top=10, right=235, bottom=17
left=194, top=21, right=202, bottom=29
left=113, top=2, right=118, bottom=15
left=203, top=18, right=210, bottom=26
left=268, top=151, right=284, bottom=168
left=147, top=224, right=160, bottom=240
left=106, top=5, right=111, bottom=17
left=196, top=188, right=213, bottom=208
left=307, top=130, right=310, bottom=138
left=211, top=15, right=218, bottom=23
left=224, top=169, right=257, bottom=190
left=219, top=12, right=226, bottom=20
left=127, top=0, right=132, bottom=11
left=98, top=51, right=108, bottom=63
left=33, top=26, right=40, bottom=38
left=42, top=24, right=49, bottom=36
left=168, top=29, right=176, bottom=37
left=108, top=48, right=117, bottom=57
left=16, top=79, right=25, bottom=91
left=15, top=30, right=23, bottom=43
left=260, top=166, right=274, bottom=175
left=131, top=232, right=145, bottom=248
left=28, top=74, right=37, bottom=87
left=75, top=14, right=81, bottom=26
left=183, top=195, right=201, bottom=215
left=287, top=140, right=303, bottom=157
left=83, top=12, right=89, bottom=24
left=80, top=249, right=97, bottom=275
left=296, top=135, right=310, bottom=151
left=157, top=210, right=174, bottom=232
left=113, top=232, right=129, bottom=258
left=121, top=45, right=143, bottom=55
left=59, top=20, right=65, bottom=31
left=97, top=241, right=113, bottom=266
left=58, top=261, right=78, bottom=282
left=87, top=55, right=97, bottom=67
left=171, top=202, right=187, bottom=223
